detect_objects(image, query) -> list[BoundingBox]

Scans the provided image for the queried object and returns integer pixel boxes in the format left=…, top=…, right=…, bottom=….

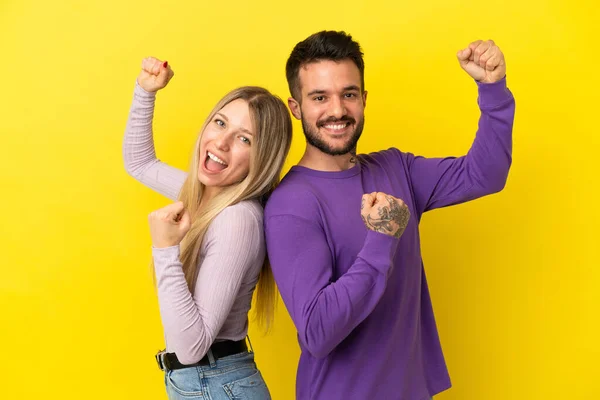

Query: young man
left=264, top=31, right=515, bottom=399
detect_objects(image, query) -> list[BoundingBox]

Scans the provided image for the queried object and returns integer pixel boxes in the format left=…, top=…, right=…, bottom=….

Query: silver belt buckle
left=155, top=350, right=167, bottom=371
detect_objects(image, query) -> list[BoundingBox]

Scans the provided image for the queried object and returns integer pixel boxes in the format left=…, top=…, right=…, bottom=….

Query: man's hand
left=457, top=40, right=506, bottom=83
left=361, top=192, right=410, bottom=238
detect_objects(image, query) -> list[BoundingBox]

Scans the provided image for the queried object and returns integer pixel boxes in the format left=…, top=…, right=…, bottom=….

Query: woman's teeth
left=207, top=151, right=227, bottom=166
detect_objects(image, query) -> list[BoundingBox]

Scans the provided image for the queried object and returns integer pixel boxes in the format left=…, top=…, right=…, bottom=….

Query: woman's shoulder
left=210, top=199, right=264, bottom=235
left=220, top=199, right=263, bottom=220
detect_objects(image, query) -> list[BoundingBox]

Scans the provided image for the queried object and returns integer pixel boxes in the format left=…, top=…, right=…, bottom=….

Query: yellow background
left=1, top=0, right=598, bottom=398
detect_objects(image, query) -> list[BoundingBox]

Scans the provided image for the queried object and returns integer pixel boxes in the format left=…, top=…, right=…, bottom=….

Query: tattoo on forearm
left=365, top=197, right=410, bottom=238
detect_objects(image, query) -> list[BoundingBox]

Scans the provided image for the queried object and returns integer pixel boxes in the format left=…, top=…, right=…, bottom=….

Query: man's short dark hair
left=286, top=30, right=365, bottom=101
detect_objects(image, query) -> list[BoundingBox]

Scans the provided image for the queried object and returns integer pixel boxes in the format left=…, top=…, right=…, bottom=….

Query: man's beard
left=301, top=115, right=365, bottom=156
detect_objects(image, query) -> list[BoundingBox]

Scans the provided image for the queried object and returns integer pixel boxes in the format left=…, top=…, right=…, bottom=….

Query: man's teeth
left=324, top=123, right=348, bottom=130
left=207, top=151, right=227, bottom=166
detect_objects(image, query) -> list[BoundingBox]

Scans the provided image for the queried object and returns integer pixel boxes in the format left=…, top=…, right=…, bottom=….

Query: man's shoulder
left=358, top=147, right=406, bottom=166
left=264, top=170, right=322, bottom=219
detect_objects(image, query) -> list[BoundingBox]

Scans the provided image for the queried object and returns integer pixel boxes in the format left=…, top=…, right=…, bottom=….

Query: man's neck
left=297, top=144, right=357, bottom=172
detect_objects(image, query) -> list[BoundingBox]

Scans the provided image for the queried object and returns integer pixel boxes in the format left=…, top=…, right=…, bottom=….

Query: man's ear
left=288, top=97, right=302, bottom=120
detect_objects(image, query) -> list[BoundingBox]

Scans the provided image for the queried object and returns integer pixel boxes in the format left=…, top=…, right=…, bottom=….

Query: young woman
left=123, top=57, right=292, bottom=399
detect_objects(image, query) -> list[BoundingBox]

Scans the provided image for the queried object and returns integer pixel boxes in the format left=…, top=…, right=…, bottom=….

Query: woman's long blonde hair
left=155, top=87, right=292, bottom=331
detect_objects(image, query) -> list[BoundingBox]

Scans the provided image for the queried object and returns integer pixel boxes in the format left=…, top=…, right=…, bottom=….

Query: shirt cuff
left=152, top=245, right=181, bottom=272
left=134, top=80, right=157, bottom=103
left=476, top=76, right=513, bottom=109
left=356, top=230, right=399, bottom=275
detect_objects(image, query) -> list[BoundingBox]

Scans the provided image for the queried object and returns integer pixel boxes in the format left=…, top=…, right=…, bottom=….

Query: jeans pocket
left=222, top=369, right=271, bottom=400
left=166, top=369, right=205, bottom=399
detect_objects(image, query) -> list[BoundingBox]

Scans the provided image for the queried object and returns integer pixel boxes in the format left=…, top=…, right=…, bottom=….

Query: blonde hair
left=154, top=87, right=292, bottom=332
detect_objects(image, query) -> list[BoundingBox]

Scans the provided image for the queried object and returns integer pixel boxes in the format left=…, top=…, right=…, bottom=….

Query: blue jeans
left=164, top=351, right=270, bottom=399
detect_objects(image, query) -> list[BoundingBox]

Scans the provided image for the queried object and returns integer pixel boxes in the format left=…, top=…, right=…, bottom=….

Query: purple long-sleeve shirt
left=264, top=78, right=515, bottom=400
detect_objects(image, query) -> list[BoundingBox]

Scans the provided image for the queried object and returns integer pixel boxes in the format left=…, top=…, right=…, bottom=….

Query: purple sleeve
left=265, top=214, right=398, bottom=359
left=407, top=77, right=515, bottom=215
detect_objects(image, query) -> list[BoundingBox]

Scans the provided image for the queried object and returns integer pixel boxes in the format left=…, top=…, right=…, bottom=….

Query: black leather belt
left=155, top=339, right=248, bottom=371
